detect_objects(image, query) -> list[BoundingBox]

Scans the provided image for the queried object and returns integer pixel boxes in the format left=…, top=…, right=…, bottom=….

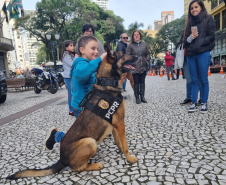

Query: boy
left=44, top=36, right=107, bottom=150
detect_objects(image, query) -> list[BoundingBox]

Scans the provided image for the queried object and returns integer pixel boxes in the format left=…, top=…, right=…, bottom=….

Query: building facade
left=161, top=11, right=174, bottom=25
left=90, top=0, right=109, bottom=10
left=210, top=0, right=226, bottom=65
left=24, top=10, right=41, bottom=69
left=0, top=1, right=14, bottom=74
left=154, top=20, right=163, bottom=31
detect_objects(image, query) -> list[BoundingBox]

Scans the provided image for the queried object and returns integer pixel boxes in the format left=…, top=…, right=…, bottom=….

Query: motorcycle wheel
left=49, top=81, right=59, bottom=94
left=0, top=94, right=7, bottom=103
left=34, top=83, right=42, bottom=94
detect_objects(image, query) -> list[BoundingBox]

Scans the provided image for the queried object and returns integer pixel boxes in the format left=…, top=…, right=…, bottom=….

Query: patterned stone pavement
left=0, top=74, right=226, bottom=185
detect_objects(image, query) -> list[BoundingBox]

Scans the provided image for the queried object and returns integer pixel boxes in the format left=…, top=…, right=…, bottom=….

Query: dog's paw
left=127, top=156, right=138, bottom=164
left=95, top=163, right=104, bottom=170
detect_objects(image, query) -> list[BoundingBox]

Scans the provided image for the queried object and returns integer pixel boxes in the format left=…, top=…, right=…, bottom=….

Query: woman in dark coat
left=126, top=30, right=150, bottom=104
left=184, top=0, right=215, bottom=113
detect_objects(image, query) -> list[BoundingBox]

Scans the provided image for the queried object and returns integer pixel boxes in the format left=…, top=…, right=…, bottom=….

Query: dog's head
left=96, top=46, right=138, bottom=80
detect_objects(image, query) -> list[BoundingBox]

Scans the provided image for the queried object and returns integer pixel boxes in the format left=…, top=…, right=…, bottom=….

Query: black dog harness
left=78, top=84, right=123, bottom=124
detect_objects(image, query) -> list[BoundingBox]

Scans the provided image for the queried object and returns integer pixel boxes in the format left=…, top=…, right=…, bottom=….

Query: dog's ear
left=104, top=43, right=115, bottom=64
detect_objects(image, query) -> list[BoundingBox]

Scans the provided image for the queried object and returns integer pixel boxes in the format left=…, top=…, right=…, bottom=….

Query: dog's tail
left=6, top=160, right=66, bottom=180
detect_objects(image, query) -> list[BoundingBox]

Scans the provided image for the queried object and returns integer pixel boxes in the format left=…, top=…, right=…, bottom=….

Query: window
left=214, top=13, right=220, bottom=31
left=222, top=38, right=226, bottom=51
left=223, top=10, right=226, bottom=29
left=219, top=0, right=224, bottom=4
left=217, top=40, right=221, bottom=53
left=211, top=0, right=218, bottom=9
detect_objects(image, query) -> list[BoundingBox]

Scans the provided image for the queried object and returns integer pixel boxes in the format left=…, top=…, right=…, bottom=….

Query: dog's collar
left=95, top=77, right=119, bottom=88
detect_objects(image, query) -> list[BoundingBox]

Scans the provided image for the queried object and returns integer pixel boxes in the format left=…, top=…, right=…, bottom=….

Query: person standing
left=25, top=68, right=32, bottom=78
left=184, top=0, right=215, bottom=113
left=61, top=40, right=76, bottom=116
left=117, top=33, right=134, bottom=96
left=127, top=30, right=150, bottom=104
left=75, top=24, right=105, bottom=57
left=165, top=51, right=177, bottom=81
left=178, top=17, right=202, bottom=106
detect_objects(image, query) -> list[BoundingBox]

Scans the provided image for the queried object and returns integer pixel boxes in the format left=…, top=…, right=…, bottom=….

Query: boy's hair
left=61, top=40, right=75, bottom=61
left=82, top=24, right=95, bottom=34
left=77, top=35, right=98, bottom=56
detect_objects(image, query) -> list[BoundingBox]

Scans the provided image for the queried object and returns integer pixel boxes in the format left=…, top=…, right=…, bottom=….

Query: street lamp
left=46, top=31, right=60, bottom=72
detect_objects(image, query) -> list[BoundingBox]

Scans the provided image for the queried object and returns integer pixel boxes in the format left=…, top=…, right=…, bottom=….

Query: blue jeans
left=55, top=109, right=81, bottom=142
left=122, top=78, right=127, bottom=90
left=64, top=78, right=73, bottom=112
left=183, top=57, right=202, bottom=100
left=187, top=51, right=210, bottom=103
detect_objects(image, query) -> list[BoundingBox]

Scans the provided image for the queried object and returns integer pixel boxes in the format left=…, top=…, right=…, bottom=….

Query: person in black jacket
left=117, top=33, right=134, bottom=93
left=184, top=0, right=215, bottom=114
left=177, top=17, right=202, bottom=106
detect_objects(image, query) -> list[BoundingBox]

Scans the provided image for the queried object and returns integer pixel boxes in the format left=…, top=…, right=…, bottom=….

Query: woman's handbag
left=175, top=44, right=184, bottom=69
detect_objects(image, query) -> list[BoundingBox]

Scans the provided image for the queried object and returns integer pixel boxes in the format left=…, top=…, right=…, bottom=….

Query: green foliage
left=128, top=21, right=144, bottom=36
left=36, top=44, right=48, bottom=65
left=142, top=32, right=165, bottom=59
left=94, top=31, right=105, bottom=45
left=156, top=15, right=186, bottom=50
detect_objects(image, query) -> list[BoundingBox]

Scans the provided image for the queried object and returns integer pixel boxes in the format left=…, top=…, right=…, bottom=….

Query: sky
left=21, top=0, right=184, bottom=30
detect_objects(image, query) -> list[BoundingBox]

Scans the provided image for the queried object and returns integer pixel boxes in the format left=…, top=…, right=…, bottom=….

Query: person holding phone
left=184, top=0, right=215, bottom=113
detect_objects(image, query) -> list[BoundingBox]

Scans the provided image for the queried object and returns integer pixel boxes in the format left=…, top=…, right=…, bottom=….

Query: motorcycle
left=56, top=66, right=65, bottom=88
left=32, top=68, right=59, bottom=94
left=0, top=70, right=7, bottom=103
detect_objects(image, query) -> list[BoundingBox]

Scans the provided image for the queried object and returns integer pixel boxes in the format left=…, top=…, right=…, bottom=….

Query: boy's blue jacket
left=69, top=57, right=102, bottom=111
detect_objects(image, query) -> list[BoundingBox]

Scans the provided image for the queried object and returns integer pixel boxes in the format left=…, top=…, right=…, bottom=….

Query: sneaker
left=69, top=112, right=74, bottom=116
left=180, top=98, right=191, bottom=105
left=44, top=127, right=58, bottom=150
left=200, top=103, right=208, bottom=114
left=188, top=103, right=198, bottom=113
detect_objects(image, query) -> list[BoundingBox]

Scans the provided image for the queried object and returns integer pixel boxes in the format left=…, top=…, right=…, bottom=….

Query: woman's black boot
left=134, top=84, right=141, bottom=104
left=140, top=83, right=147, bottom=103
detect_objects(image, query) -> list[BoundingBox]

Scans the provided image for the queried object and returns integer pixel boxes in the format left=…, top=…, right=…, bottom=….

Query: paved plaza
left=0, top=74, right=226, bottom=185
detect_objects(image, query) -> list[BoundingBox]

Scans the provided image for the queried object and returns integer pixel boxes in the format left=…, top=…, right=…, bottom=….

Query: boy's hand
left=100, top=52, right=107, bottom=61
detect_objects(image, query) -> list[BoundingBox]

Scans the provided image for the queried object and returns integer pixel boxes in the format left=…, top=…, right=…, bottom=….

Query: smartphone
left=191, top=26, right=198, bottom=34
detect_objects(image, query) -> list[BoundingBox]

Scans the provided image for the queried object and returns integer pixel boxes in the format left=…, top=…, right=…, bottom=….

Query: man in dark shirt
left=116, top=33, right=134, bottom=94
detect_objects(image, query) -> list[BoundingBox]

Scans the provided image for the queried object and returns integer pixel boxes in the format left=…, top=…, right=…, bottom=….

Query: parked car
left=0, top=71, right=7, bottom=103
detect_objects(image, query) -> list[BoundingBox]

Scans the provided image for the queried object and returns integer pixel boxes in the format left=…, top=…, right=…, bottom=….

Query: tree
left=128, top=21, right=144, bottom=36
left=36, top=44, right=48, bottom=65
left=156, top=15, right=186, bottom=51
left=146, top=37, right=165, bottom=59
left=14, top=0, right=124, bottom=61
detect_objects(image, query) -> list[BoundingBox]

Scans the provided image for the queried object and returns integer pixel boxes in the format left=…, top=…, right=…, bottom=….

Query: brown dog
left=7, top=48, right=138, bottom=180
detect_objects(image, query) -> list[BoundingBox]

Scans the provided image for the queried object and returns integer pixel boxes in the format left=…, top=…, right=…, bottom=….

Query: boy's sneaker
left=44, top=127, right=58, bottom=150
left=69, top=112, right=74, bottom=116
left=200, top=103, right=208, bottom=114
left=188, top=103, right=198, bottom=113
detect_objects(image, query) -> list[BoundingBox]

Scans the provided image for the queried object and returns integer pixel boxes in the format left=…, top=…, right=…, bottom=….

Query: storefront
left=211, top=33, right=226, bottom=65
left=0, top=37, right=14, bottom=74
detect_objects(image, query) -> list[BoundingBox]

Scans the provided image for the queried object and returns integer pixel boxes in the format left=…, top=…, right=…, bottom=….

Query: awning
left=221, top=50, right=226, bottom=55
left=211, top=54, right=219, bottom=57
